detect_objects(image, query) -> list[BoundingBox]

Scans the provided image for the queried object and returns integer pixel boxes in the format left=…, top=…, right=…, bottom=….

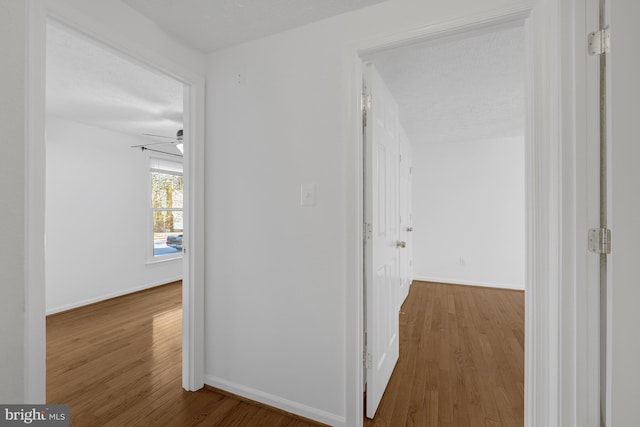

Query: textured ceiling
left=46, top=13, right=523, bottom=151
left=46, top=23, right=184, bottom=144
left=371, top=25, right=525, bottom=145
left=122, top=0, right=386, bottom=53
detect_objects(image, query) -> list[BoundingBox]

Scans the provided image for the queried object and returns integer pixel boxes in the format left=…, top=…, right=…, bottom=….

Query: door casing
left=24, top=0, right=206, bottom=401
left=344, top=2, right=599, bottom=426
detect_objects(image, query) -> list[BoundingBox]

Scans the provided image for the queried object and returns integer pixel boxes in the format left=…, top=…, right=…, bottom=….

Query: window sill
left=146, top=254, right=183, bottom=265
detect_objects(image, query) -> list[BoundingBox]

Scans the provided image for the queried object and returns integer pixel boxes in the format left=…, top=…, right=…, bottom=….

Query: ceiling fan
left=131, top=129, right=184, bottom=154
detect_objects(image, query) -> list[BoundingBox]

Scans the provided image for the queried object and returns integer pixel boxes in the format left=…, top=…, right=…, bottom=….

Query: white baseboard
left=46, top=276, right=182, bottom=315
left=413, top=276, right=524, bottom=291
left=205, top=375, right=346, bottom=427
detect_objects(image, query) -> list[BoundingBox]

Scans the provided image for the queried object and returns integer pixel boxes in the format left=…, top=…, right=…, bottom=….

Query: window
left=150, top=158, right=183, bottom=258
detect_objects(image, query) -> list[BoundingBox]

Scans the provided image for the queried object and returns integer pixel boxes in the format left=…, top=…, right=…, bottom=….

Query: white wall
left=0, top=0, right=27, bottom=404
left=412, top=136, right=525, bottom=289
left=205, top=0, right=528, bottom=424
left=45, top=117, right=182, bottom=314
left=44, top=0, right=205, bottom=76
left=609, top=1, right=640, bottom=424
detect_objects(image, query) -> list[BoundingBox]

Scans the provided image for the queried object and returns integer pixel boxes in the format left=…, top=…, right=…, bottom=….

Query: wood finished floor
left=47, top=280, right=523, bottom=426
left=364, top=281, right=525, bottom=427
left=46, top=282, right=325, bottom=427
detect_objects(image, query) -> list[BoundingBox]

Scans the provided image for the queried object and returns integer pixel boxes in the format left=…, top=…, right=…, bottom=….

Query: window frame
left=147, top=155, right=184, bottom=263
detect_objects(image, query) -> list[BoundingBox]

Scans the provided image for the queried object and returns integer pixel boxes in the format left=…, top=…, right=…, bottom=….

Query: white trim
left=523, top=2, right=563, bottom=425
left=523, top=12, right=538, bottom=427
left=412, top=276, right=525, bottom=291
left=205, top=376, right=346, bottom=427
left=42, top=3, right=202, bottom=88
left=145, top=256, right=183, bottom=265
left=181, top=60, right=206, bottom=393
left=345, top=3, right=571, bottom=427
left=355, top=5, right=532, bottom=58
left=345, top=51, right=365, bottom=427
left=24, top=1, right=206, bottom=399
left=24, top=0, right=47, bottom=404
left=45, top=277, right=183, bottom=316
left=562, top=0, right=601, bottom=425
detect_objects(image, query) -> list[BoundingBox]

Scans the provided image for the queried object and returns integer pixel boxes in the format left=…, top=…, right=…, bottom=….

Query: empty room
left=44, top=21, right=189, bottom=424
left=362, top=23, right=526, bottom=426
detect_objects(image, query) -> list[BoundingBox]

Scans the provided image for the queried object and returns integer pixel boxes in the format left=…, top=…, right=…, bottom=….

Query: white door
left=398, top=126, right=413, bottom=306
left=604, top=0, right=640, bottom=424
left=364, top=63, right=400, bottom=419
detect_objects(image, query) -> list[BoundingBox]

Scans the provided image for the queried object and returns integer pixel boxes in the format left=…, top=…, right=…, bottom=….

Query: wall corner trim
left=204, top=375, right=346, bottom=427
left=412, top=276, right=525, bottom=291
left=45, top=277, right=182, bottom=316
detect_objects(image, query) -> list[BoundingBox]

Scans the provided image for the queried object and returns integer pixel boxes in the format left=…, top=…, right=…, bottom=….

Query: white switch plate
left=300, top=183, right=316, bottom=206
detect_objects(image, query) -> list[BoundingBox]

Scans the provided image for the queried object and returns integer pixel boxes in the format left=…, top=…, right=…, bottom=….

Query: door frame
left=24, top=0, right=206, bottom=401
left=344, top=2, right=594, bottom=426
left=576, top=0, right=602, bottom=424
left=358, top=11, right=533, bottom=421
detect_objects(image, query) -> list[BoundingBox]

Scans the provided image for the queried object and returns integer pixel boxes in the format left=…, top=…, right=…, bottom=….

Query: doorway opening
left=43, top=17, right=202, bottom=406
left=359, top=18, right=528, bottom=425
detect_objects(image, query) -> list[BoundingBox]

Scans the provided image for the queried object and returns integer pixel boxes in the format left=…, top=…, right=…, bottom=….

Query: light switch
left=300, top=183, right=316, bottom=206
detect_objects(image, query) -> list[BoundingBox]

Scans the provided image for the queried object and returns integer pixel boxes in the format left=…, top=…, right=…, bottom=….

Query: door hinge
left=363, top=222, right=372, bottom=242
left=588, top=26, right=610, bottom=55
left=363, top=351, right=372, bottom=369
left=588, top=227, right=611, bottom=254
left=361, top=89, right=371, bottom=127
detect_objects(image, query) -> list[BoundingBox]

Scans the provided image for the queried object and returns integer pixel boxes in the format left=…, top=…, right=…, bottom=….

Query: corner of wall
left=204, top=375, right=346, bottom=427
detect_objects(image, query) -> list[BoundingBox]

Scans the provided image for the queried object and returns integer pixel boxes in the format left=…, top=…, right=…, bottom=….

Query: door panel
left=364, top=63, right=400, bottom=419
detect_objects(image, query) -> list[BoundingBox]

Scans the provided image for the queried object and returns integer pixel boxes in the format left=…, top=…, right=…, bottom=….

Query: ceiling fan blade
left=131, top=140, right=177, bottom=148
left=142, top=133, right=175, bottom=139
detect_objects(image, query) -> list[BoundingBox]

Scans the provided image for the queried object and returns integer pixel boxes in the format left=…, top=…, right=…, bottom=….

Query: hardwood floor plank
left=364, top=281, right=524, bottom=427
left=405, top=288, right=430, bottom=427
left=389, top=313, right=418, bottom=425
left=190, top=398, right=242, bottom=426
left=245, top=408, right=291, bottom=426
left=47, top=282, right=325, bottom=427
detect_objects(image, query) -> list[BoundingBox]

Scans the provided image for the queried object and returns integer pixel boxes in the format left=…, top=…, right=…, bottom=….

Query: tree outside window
left=151, top=160, right=183, bottom=257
